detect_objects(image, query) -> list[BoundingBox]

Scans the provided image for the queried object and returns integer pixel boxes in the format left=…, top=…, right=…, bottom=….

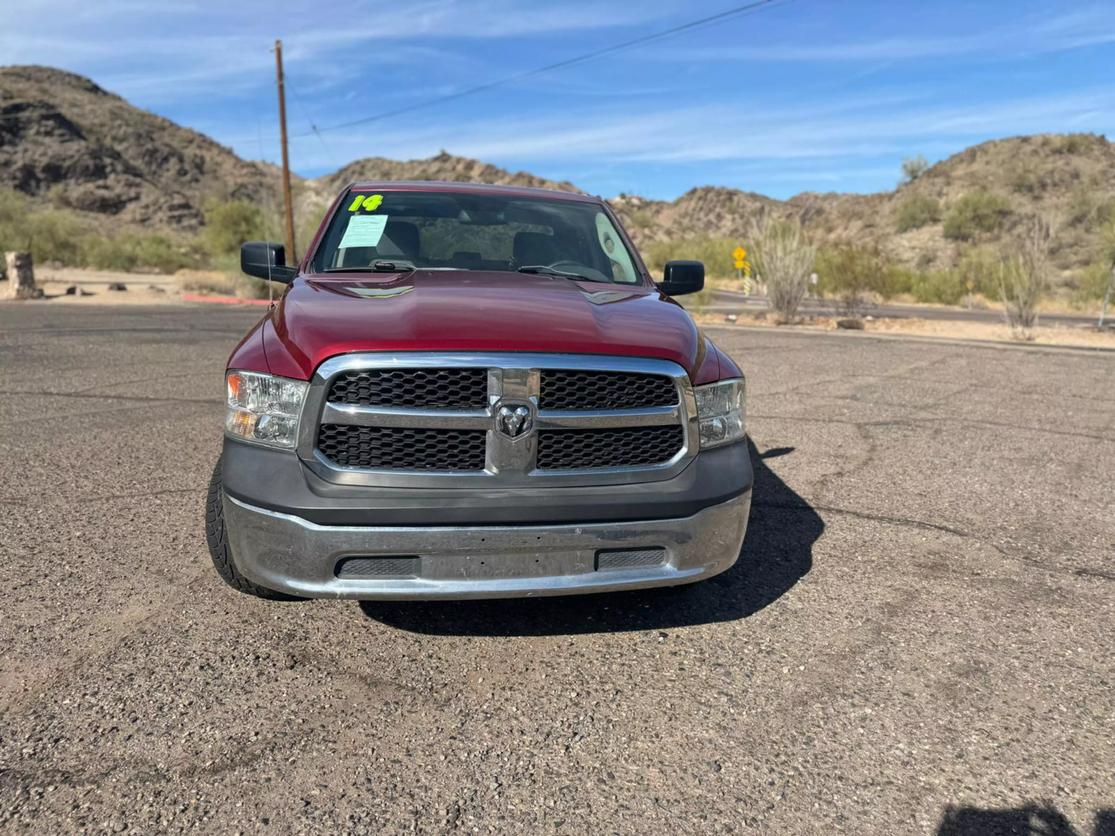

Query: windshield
left=310, top=190, right=642, bottom=284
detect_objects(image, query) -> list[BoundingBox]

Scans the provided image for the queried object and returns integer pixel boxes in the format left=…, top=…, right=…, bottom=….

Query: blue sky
left=4, top=0, right=1113, bottom=199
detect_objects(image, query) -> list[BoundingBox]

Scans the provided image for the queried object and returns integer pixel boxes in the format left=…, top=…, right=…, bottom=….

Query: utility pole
left=274, top=39, right=297, bottom=265
left=1100, top=261, right=1115, bottom=329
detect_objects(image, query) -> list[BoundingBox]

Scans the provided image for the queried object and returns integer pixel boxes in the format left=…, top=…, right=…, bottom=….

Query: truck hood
left=264, top=270, right=709, bottom=380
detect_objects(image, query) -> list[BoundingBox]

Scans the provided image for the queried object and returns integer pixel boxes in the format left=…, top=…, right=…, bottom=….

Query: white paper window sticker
left=338, top=214, right=389, bottom=250
left=594, top=212, right=636, bottom=282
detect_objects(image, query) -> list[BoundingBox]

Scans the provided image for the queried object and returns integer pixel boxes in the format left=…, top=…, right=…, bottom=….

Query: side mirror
left=241, top=241, right=297, bottom=283
left=658, top=260, right=704, bottom=296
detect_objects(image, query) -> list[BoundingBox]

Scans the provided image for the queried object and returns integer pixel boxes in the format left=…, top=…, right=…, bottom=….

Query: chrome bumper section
left=222, top=491, right=751, bottom=600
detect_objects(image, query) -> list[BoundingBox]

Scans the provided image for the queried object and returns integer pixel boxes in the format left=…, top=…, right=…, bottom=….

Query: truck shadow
left=358, top=439, right=822, bottom=636
left=937, top=804, right=1115, bottom=836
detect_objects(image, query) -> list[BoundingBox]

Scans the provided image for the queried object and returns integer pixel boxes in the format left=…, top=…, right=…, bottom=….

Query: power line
left=284, top=74, right=338, bottom=168
left=291, top=0, right=790, bottom=137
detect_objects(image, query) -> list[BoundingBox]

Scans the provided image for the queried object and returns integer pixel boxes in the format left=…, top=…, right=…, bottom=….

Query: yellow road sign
left=732, top=245, right=746, bottom=262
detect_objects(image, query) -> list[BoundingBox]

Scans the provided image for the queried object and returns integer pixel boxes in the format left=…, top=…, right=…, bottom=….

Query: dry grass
left=694, top=310, right=1115, bottom=350
left=175, top=269, right=269, bottom=299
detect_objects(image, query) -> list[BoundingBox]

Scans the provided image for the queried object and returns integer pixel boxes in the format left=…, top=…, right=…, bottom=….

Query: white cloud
left=255, top=83, right=1114, bottom=178
left=1, top=0, right=684, bottom=101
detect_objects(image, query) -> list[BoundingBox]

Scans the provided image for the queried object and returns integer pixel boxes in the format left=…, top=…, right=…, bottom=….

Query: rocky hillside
left=614, top=134, right=1115, bottom=272
left=314, top=151, right=578, bottom=197
left=2, top=65, right=1112, bottom=273
left=0, top=66, right=280, bottom=228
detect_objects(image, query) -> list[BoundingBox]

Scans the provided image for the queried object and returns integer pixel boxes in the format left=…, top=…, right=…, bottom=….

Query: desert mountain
left=2, top=65, right=1113, bottom=273
left=0, top=66, right=281, bottom=228
left=315, top=152, right=578, bottom=197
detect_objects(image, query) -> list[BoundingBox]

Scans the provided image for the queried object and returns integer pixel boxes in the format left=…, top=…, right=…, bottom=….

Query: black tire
left=206, top=458, right=304, bottom=601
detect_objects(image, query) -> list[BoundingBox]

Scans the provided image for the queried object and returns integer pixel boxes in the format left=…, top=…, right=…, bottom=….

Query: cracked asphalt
left=1, top=304, right=1112, bottom=835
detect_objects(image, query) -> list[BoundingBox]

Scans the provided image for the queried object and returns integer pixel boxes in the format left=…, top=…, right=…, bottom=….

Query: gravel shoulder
left=0, top=305, right=1111, bottom=834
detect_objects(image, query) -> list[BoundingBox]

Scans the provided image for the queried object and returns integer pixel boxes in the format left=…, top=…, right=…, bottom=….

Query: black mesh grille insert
left=596, top=548, right=667, bottom=571
left=536, top=426, right=683, bottom=470
left=317, top=425, right=487, bottom=471
left=336, top=557, right=420, bottom=578
left=328, top=368, right=488, bottom=409
left=539, top=370, right=677, bottom=410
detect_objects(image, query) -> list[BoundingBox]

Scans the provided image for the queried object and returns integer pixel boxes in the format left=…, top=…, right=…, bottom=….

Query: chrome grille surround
left=298, top=353, right=698, bottom=488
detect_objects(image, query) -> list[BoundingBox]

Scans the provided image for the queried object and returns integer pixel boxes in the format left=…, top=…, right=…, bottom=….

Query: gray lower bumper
left=223, top=491, right=751, bottom=600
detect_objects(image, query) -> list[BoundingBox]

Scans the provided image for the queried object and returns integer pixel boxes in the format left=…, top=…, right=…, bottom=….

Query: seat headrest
left=513, top=231, right=559, bottom=266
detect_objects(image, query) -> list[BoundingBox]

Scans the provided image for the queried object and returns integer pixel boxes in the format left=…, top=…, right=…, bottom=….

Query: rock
left=836, top=318, right=866, bottom=330
left=148, top=285, right=166, bottom=294
left=65, top=285, right=78, bottom=295
left=725, top=314, right=738, bottom=323
left=107, top=282, right=127, bottom=292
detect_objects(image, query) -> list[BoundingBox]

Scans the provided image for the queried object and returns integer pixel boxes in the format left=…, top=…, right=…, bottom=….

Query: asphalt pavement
left=1, top=303, right=1112, bottom=834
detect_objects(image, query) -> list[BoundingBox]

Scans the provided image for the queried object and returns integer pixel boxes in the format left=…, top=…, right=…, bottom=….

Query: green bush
left=644, top=236, right=740, bottom=278
left=1070, top=261, right=1114, bottom=304
left=880, top=264, right=916, bottom=297
left=17, top=210, right=85, bottom=266
left=202, top=200, right=267, bottom=256
left=814, top=245, right=884, bottom=298
left=908, top=269, right=967, bottom=306
left=894, top=194, right=941, bottom=232
left=79, top=233, right=199, bottom=273
left=942, top=192, right=1012, bottom=241
left=901, top=155, right=929, bottom=183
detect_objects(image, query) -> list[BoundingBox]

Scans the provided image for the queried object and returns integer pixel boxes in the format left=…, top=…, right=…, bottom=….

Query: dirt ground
left=694, top=310, right=1115, bottom=351
left=0, top=304, right=1111, bottom=834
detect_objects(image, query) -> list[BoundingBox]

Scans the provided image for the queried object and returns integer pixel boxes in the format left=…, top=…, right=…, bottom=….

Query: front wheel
left=205, top=458, right=304, bottom=601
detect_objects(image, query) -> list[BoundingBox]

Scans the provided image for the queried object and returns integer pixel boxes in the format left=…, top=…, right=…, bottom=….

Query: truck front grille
left=328, top=368, right=488, bottom=409
left=539, top=370, right=677, bottom=410
left=305, top=354, right=695, bottom=486
left=537, top=426, right=684, bottom=470
left=317, top=425, right=487, bottom=471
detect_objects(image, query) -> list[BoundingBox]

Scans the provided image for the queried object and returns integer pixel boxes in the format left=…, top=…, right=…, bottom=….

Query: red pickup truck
left=207, top=182, right=751, bottom=600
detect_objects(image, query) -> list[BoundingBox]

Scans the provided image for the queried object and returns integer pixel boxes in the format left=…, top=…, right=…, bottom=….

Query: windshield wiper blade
left=517, top=265, right=608, bottom=283
left=321, top=259, right=416, bottom=274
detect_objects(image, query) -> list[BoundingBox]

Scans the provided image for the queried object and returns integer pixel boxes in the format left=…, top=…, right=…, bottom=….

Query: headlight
left=225, top=370, right=308, bottom=448
left=694, top=378, right=746, bottom=449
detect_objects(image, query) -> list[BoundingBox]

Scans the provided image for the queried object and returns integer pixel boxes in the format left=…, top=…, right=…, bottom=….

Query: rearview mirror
left=658, top=260, right=704, bottom=296
left=241, top=241, right=297, bottom=283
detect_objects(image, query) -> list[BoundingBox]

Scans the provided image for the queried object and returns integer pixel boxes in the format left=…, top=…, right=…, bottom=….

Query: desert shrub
left=901, top=155, right=929, bottom=183
left=80, top=233, right=199, bottom=273
left=0, top=189, right=33, bottom=256
left=943, top=192, right=1012, bottom=241
left=644, top=236, right=738, bottom=278
left=202, top=200, right=267, bottom=255
left=21, top=210, right=86, bottom=266
left=751, top=215, right=815, bottom=321
left=1007, top=160, right=1042, bottom=195
left=1052, top=133, right=1098, bottom=155
left=908, top=269, right=967, bottom=306
left=880, top=264, right=916, bottom=297
left=998, top=217, right=1052, bottom=339
left=1066, top=188, right=1115, bottom=230
left=814, top=245, right=893, bottom=315
left=1069, top=261, right=1114, bottom=305
left=955, top=247, right=1001, bottom=297
left=894, top=194, right=941, bottom=232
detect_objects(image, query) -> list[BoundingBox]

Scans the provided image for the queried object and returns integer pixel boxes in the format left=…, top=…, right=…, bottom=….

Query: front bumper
left=222, top=490, right=751, bottom=600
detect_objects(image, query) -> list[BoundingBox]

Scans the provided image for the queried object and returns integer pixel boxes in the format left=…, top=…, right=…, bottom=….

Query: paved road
left=1, top=303, right=1112, bottom=834
left=694, top=289, right=1105, bottom=328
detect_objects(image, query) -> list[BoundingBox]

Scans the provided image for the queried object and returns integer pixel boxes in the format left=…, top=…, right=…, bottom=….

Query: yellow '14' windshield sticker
left=348, top=194, right=383, bottom=212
